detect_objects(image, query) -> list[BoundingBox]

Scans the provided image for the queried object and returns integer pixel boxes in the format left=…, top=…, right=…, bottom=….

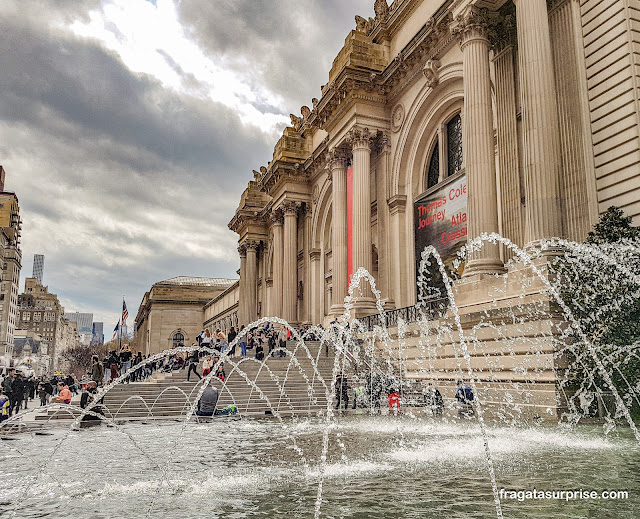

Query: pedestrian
left=187, top=345, right=202, bottom=382
left=215, top=364, right=226, bottom=382
left=455, top=380, right=474, bottom=418
left=238, top=325, right=248, bottom=357
left=228, top=327, right=237, bottom=357
left=37, top=380, right=47, bottom=406
left=334, top=374, right=349, bottom=410
left=202, top=356, right=213, bottom=377
left=423, top=382, right=444, bottom=417
left=91, top=355, right=104, bottom=386
left=0, top=387, right=9, bottom=422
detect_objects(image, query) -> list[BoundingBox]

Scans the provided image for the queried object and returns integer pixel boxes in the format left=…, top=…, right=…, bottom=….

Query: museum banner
left=414, top=171, right=467, bottom=276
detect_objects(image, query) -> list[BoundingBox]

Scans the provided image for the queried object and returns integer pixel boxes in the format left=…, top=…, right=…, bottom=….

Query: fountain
left=1, top=235, right=639, bottom=518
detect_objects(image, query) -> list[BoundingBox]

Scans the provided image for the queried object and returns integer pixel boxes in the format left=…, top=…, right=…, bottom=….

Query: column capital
left=309, top=248, right=321, bottom=261
left=327, top=148, right=350, bottom=173
left=282, top=200, right=299, bottom=216
left=346, top=126, right=376, bottom=152
left=245, top=239, right=260, bottom=252
left=238, top=244, right=247, bottom=257
left=270, top=209, right=284, bottom=226
left=452, top=6, right=492, bottom=48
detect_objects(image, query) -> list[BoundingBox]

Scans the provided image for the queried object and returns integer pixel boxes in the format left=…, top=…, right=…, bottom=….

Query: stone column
left=454, top=7, right=504, bottom=276
left=309, top=248, right=321, bottom=324
left=238, top=245, right=247, bottom=325
left=282, top=201, right=298, bottom=324
left=376, top=135, right=393, bottom=308
left=348, top=127, right=377, bottom=311
left=245, top=240, right=259, bottom=324
left=514, top=0, right=564, bottom=243
left=494, top=42, right=524, bottom=260
left=328, top=149, right=349, bottom=315
left=388, top=195, right=407, bottom=308
left=270, top=211, right=284, bottom=318
left=303, top=205, right=313, bottom=323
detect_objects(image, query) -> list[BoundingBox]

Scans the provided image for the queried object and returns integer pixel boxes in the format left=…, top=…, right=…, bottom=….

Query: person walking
left=227, top=327, right=237, bottom=357
left=186, top=346, right=202, bottom=382
left=238, top=325, right=248, bottom=357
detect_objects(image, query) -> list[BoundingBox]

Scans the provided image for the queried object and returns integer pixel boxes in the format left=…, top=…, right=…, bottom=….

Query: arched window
left=172, top=332, right=184, bottom=348
left=427, top=140, right=440, bottom=189
left=447, top=113, right=463, bottom=177
left=423, top=112, right=464, bottom=191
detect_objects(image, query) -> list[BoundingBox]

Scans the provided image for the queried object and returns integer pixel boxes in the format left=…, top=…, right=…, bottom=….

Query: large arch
left=390, top=64, right=464, bottom=306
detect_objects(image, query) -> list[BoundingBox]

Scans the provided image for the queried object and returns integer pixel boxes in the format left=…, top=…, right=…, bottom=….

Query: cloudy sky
left=1, top=0, right=373, bottom=332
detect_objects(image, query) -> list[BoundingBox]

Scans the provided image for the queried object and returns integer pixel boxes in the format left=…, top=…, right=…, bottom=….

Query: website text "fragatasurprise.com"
left=499, top=488, right=629, bottom=502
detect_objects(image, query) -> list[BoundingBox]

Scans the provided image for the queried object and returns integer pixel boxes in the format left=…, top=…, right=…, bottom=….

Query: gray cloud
left=1, top=0, right=376, bottom=328
left=178, top=0, right=374, bottom=112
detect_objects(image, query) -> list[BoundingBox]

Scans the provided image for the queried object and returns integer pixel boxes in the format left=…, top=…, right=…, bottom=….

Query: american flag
left=122, top=300, right=129, bottom=324
left=111, top=320, right=120, bottom=341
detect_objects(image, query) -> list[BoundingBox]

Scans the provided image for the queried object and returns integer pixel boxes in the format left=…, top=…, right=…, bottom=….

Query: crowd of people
left=0, top=369, right=82, bottom=420
left=0, top=319, right=478, bottom=423
left=332, top=372, right=475, bottom=418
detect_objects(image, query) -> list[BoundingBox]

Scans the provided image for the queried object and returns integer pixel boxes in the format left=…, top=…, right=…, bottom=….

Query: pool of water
left=1, top=417, right=638, bottom=518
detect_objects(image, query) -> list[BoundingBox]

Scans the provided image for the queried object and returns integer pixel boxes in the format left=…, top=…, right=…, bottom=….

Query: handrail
left=356, top=298, right=448, bottom=332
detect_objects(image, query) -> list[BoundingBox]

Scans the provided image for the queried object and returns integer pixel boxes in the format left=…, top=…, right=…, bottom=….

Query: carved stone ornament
left=327, top=148, right=350, bottom=171
left=245, top=240, right=260, bottom=251
left=238, top=244, right=247, bottom=256
left=451, top=6, right=492, bottom=46
left=355, top=15, right=375, bottom=34
left=282, top=200, right=299, bottom=215
left=301, top=105, right=311, bottom=118
left=374, top=0, right=390, bottom=21
left=290, top=114, right=303, bottom=131
left=260, top=166, right=268, bottom=175
left=347, top=127, right=375, bottom=150
left=270, top=209, right=284, bottom=226
left=391, top=104, right=405, bottom=133
left=423, top=59, right=441, bottom=89
left=252, top=170, right=261, bottom=183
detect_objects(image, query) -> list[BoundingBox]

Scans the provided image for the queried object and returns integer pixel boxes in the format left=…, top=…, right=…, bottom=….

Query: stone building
left=230, top=0, right=640, bottom=326
left=227, top=0, right=640, bottom=416
left=0, top=167, right=22, bottom=365
left=133, top=276, right=237, bottom=355
left=18, top=278, right=78, bottom=369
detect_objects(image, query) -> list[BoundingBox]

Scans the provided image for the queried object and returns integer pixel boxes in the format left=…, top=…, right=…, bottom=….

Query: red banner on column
left=347, top=165, right=353, bottom=281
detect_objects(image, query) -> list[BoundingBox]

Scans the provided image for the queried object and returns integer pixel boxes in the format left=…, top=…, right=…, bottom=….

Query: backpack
left=464, top=386, right=474, bottom=402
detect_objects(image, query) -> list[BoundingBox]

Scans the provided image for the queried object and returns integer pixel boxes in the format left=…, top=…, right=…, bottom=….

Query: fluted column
left=270, top=211, right=283, bottom=318
left=348, top=127, right=376, bottom=308
left=245, top=240, right=259, bottom=323
left=238, top=245, right=247, bottom=326
left=514, top=0, right=564, bottom=243
left=454, top=7, right=504, bottom=276
left=282, top=201, right=298, bottom=323
left=329, top=149, right=349, bottom=315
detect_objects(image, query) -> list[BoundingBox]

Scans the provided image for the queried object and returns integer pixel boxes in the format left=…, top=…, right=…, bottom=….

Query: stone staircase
left=35, top=341, right=337, bottom=422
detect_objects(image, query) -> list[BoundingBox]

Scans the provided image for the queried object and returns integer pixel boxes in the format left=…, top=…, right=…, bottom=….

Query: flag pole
left=119, top=295, right=123, bottom=350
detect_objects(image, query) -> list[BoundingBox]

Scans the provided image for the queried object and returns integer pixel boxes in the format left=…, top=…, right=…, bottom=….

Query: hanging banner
left=414, top=171, right=467, bottom=272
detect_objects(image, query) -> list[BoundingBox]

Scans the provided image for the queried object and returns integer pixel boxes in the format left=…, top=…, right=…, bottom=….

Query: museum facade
left=228, top=0, right=640, bottom=328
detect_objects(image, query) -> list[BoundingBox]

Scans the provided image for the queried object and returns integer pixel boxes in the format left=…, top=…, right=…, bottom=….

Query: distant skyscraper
left=32, top=254, right=45, bottom=285
left=64, top=312, right=93, bottom=335
left=92, top=322, right=104, bottom=345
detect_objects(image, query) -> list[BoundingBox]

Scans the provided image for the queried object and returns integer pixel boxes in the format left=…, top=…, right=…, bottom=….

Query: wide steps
left=34, top=343, right=339, bottom=420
